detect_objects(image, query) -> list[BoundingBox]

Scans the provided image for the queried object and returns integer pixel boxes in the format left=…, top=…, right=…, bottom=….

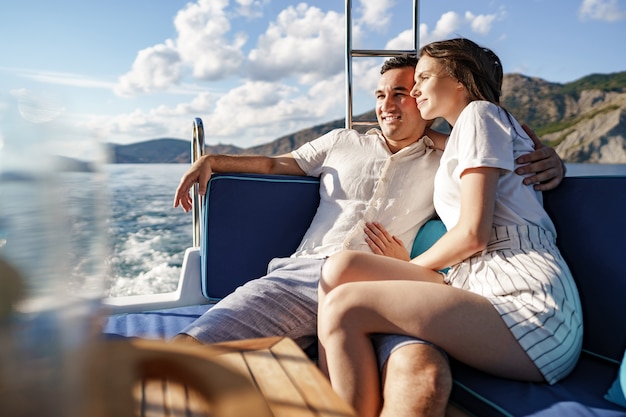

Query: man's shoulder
left=328, top=127, right=380, bottom=136
left=314, top=127, right=382, bottom=144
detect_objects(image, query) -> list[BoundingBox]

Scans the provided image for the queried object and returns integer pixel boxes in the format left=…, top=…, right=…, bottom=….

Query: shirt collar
left=367, top=128, right=435, bottom=155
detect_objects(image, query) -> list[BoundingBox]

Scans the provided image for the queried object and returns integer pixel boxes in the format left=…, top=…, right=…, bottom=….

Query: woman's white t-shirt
left=434, top=100, right=557, bottom=236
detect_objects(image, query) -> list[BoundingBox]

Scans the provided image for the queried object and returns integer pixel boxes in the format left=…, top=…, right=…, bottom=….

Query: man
left=173, top=56, right=563, bottom=416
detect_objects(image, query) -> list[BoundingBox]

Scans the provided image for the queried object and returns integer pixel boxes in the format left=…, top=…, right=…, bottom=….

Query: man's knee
left=171, top=333, right=202, bottom=345
left=381, top=342, right=452, bottom=417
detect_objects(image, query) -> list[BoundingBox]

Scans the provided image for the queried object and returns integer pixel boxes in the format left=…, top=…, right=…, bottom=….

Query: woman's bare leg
left=317, top=251, right=443, bottom=381
left=318, top=277, right=543, bottom=417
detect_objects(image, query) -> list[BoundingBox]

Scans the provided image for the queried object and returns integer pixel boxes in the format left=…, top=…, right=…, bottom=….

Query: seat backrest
left=543, top=176, right=626, bottom=362
left=201, top=174, right=320, bottom=300
left=201, top=174, right=626, bottom=363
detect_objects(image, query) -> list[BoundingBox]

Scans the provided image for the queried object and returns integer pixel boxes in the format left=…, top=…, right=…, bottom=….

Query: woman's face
left=411, top=55, right=468, bottom=126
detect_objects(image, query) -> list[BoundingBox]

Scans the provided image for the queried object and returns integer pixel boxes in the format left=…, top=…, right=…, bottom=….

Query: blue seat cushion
left=543, top=177, right=626, bottom=362
left=103, top=304, right=211, bottom=340
left=450, top=352, right=624, bottom=417
left=201, top=174, right=320, bottom=300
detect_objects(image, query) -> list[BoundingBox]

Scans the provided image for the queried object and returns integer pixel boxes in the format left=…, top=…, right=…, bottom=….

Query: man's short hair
left=380, top=54, right=418, bottom=74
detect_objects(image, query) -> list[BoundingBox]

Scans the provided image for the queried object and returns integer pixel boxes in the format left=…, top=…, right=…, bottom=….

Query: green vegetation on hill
left=560, top=72, right=626, bottom=96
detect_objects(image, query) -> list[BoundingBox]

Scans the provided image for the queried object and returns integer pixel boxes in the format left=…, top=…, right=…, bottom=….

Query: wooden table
left=131, top=336, right=356, bottom=417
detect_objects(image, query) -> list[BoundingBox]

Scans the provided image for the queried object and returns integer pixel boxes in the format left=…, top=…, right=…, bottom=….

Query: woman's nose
left=410, top=84, right=420, bottom=98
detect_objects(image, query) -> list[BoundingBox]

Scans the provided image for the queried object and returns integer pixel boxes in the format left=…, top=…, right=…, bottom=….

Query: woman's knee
left=320, top=251, right=366, bottom=292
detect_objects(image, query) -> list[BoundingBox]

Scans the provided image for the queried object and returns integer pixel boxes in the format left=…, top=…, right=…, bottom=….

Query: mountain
left=108, top=138, right=244, bottom=163
left=501, top=72, right=626, bottom=163
left=108, top=71, right=626, bottom=164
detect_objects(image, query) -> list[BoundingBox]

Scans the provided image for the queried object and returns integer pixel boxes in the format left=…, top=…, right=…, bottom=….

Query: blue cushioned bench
left=104, top=173, right=626, bottom=417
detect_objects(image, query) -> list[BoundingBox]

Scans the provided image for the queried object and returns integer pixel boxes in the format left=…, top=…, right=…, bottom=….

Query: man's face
left=375, top=67, right=428, bottom=151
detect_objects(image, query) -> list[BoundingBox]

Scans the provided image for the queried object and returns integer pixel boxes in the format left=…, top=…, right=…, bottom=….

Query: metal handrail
left=344, top=0, right=420, bottom=129
left=191, top=117, right=205, bottom=247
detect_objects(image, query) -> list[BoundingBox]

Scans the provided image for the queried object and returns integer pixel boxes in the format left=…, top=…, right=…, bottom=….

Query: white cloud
left=201, top=73, right=345, bottom=144
left=114, top=0, right=247, bottom=97
left=579, top=0, right=626, bottom=21
left=86, top=72, right=346, bottom=148
left=235, top=0, right=268, bottom=18
left=387, top=10, right=500, bottom=47
left=115, top=40, right=182, bottom=97
left=431, top=11, right=463, bottom=40
left=385, top=29, right=414, bottom=50
left=465, top=11, right=497, bottom=35
left=247, top=4, right=344, bottom=83
left=174, top=0, right=247, bottom=80
left=356, top=0, right=395, bottom=31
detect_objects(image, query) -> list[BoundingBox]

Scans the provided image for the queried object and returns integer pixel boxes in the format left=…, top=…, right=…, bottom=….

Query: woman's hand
left=365, top=222, right=411, bottom=261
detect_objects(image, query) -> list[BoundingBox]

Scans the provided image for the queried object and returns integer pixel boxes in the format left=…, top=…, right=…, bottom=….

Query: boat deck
left=132, top=337, right=356, bottom=417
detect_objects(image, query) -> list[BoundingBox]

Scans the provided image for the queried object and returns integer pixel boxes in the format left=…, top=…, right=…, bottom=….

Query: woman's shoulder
left=467, top=100, right=499, bottom=113
left=457, top=101, right=500, bottom=127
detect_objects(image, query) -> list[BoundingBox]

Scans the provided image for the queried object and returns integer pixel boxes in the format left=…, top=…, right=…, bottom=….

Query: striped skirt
left=444, top=224, right=583, bottom=384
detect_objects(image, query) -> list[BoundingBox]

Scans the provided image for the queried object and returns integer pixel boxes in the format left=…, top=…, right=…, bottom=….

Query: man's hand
left=365, top=222, right=411, bottom=261
left=173, top=155, right=213, bottom=212
left=515, top=125, right=565, bottom=191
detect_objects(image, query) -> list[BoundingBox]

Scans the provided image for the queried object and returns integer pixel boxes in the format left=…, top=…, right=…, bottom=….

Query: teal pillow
left=411, top=219, right=447, bottom=258
left=605, top=350, right=626, bottom=408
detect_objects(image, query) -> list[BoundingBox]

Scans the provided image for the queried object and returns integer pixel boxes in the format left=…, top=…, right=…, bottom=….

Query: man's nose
left=380, top=95, right=395, bottom=111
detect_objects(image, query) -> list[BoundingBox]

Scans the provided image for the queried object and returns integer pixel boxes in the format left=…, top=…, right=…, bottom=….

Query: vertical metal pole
left=345, top=0, right=353, bottom=129
left=191, top=117, right=205, bottom=247
left=413, top=0, right=420, bottom=51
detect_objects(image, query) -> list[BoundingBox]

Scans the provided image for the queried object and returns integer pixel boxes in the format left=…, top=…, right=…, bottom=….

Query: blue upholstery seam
left=452, top=380, right=515, bottom=417
left=209, top=175, right=320, bottom=185
left=581, top=348, right=621, bottom=365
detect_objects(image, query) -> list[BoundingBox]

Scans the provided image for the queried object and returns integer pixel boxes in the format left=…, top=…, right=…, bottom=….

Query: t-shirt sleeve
left=455, top=102, right=515, bottom=175
left=291, top=129, right=339, bottom=176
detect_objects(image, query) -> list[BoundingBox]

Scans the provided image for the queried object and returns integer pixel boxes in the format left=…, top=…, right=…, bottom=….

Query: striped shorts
left=444, top=224, right=583, bottom=384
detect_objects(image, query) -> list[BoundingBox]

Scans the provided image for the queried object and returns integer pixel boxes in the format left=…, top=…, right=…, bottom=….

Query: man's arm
left=173, top=153, right=306, bottom=212
left=428, top=124, right=564, bottom=191
left=515, top=125, right=565, bottom=191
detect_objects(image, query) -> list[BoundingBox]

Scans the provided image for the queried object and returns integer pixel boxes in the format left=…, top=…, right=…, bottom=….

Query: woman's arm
left=411, top=167, right=499, bottom=271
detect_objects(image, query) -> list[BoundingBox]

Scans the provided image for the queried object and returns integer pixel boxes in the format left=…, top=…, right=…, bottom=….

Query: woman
left=317, top=38, right=583, bottom=417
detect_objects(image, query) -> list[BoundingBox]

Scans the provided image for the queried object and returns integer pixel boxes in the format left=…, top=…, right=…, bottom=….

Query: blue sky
left=1, top=0, right=625, bottom=160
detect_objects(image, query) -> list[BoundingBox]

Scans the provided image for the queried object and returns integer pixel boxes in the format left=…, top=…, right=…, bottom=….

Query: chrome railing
left=344, top=0, right=420, bottom=128
left=191, top=117, right=205, bottom=247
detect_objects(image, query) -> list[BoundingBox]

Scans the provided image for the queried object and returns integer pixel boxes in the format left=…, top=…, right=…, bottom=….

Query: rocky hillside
left=109, top=71, right=626, bottom=163
left=502, top=72, right=626, bottom=163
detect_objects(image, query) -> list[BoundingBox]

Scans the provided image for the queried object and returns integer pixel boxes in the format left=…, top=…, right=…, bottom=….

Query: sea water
left=104, top=163, right=626, bottom=297
left=104, top=163, right=192, bottom=296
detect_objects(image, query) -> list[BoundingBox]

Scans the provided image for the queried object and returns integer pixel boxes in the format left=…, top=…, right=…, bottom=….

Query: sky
left=0, top=0, right=625, bottom=160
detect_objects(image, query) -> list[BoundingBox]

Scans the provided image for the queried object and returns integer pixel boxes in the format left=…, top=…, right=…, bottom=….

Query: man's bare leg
left=380, top=343, right=451, bottom=417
